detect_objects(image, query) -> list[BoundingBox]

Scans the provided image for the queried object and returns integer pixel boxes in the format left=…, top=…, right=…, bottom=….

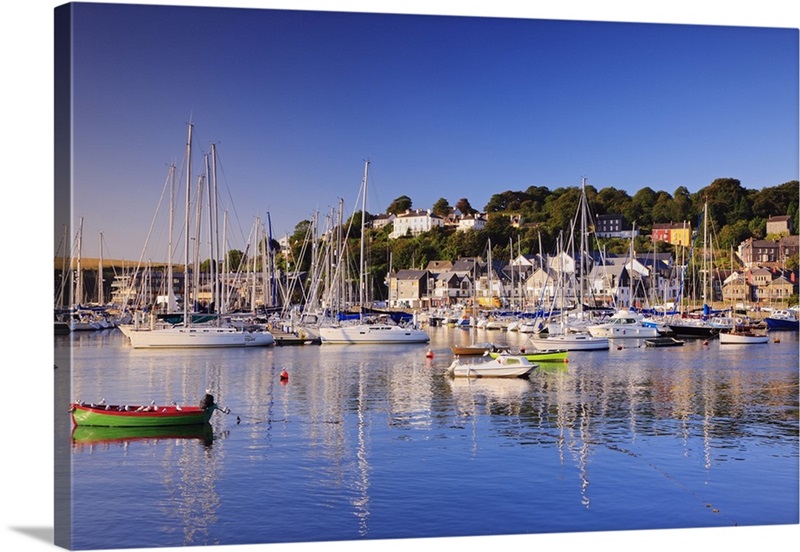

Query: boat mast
left=183, top=123, right=193, bottom=326
left=98, top=232, right=104, bottom=305
left=76, top=216, right=84, bottom=306
left=359, top=160, right=369, bottom=317
left=167, top=163, right=176, bottom=312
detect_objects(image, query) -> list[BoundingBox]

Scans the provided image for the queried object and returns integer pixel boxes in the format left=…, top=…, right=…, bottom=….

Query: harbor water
left=56, top=327, right=799, bottom=550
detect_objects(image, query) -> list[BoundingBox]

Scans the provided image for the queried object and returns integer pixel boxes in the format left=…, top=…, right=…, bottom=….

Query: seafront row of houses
left=58, top=212, right=798, bottom=319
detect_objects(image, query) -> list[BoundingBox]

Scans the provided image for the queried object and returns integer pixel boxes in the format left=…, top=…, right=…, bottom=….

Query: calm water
left=56, top=326, right=799, bottom=550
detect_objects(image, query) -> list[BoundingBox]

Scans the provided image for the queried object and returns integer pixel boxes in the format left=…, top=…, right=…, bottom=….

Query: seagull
left=172, top=402, right=182, bottom=412
left=98, top=398, right=106, bottom=406
left=105, top=404, right=111, bottom=410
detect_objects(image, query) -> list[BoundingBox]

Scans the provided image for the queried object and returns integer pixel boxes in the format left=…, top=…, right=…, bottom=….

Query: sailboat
left=531, top=178, right=609, bottom=351
left=119, top=124, right=275, bottom=349
left=318, top=161, right=429, bottom=344
left=666, top=202, right=721, bottom=339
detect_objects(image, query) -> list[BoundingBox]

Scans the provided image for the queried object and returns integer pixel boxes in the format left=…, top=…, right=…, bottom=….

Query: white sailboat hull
left=530, top=333, right=609, bottom=351
left=318, top=324, right=430, bottom=344
left=718, top=331, right=769, bottom=345
left=122, top=325, right=276, bottom=348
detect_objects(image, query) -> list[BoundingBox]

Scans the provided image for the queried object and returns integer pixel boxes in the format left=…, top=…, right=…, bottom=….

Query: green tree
left=455, top=197, right=477, bottom=215
left=432, top=197, right=450, bottom=218
left=387, top=195, right=412, bottom=215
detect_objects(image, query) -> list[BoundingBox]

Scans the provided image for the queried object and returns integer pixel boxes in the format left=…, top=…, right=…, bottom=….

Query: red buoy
left=280, top=369, right=289, bottom=381
left=425, top=349, right=434, bottom=359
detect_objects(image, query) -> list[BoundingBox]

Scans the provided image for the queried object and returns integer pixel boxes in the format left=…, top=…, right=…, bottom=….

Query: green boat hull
left=71, top=404, right=214, bottom=427
left=489, top=350, right=568, bottom=363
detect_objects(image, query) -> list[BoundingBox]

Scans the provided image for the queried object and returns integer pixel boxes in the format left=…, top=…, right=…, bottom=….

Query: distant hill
left=54, top=257, right=184, bottom=270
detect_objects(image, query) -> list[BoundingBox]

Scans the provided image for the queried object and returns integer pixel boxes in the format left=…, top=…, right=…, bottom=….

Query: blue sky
left=1, top=3, right=798, bottom=552
left=58, top=2, right=798, bottom=263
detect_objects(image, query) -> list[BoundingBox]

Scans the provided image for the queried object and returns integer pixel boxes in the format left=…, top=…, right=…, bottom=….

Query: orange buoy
left=703, top=340, right=709, bottom=346
left=280, top=369, right=289, bottom=381
left=425, top=349, right=434, bottom=359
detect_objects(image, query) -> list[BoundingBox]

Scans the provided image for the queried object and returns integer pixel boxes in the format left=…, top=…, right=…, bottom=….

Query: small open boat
left=70, top=396, right=227, bottom=428
left=719, top=327, right=770, bottom=344
left=450, top=342, right=509, bottom=356
left=487, top=349, right=568, bottom=363
left=447, top=355, right=537, bottom=378
left=644, top=336, right=685, bottom=348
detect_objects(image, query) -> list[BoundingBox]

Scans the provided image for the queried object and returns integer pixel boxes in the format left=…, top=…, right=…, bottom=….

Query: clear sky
left=2, top=4, right=799, bottom=552
left=60, top=1, right=798, bottom=263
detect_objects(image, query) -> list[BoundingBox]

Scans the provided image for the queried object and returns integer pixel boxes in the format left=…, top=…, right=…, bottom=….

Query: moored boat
left=70, top=392, right=229, bottom=427
left=644, top=336, right=685, bottom=347
left=764, top=308, right=799, bottom=331
left=718, top=327, right=770, bottom=344
left=529, top=331, right=609, bottom=351
left=447, top=355, right=537, bottom=378
left=488, top=349, right=568, bottom=363
left=450, top=342, right=509, bottom=356
left=587, top=309, right=660, bottom=338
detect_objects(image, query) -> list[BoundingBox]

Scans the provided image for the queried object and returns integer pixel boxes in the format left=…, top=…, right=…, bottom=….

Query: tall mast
left=208, top=143, right=222, bottom=314
left=183, top=123, right=193, bottom=325
left=76, top=217, right=84, bottom=306
left=359, top=160, right=369, bottom=314
left=98, top=232, right=104, bottom=305
left=167, top=163, right=176, bottom=312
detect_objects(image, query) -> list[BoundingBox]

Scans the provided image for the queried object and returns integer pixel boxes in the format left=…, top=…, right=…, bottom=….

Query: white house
left=457, top=213, right=486, bottom=232
left=389, top=209, right=444, bottom=239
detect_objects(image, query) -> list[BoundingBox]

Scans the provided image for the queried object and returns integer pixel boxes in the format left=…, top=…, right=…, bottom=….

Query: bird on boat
left=149, top=400, right=156, bottom=411
left=105, top=404, right=111, bottom=410
left=172, top=402, right=182, bottom=411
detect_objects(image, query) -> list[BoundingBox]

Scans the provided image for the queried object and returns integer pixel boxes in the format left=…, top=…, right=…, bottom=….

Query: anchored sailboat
left=318, top=161, right=429, bottom=344
left=119, top=123, right=275, bottom=348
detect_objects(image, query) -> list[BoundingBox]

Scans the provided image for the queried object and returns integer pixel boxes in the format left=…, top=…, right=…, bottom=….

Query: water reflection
left=65, top=328, right=799, bottom=545
left=71, top=424, right=214, bottom=448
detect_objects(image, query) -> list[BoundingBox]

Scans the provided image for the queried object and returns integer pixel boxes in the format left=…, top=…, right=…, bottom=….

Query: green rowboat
left=70, top=402, right=216, bottom=427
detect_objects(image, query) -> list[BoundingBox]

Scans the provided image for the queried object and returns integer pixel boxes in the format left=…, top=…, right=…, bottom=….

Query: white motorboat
left=529, top=331, right=609, bottom=351
left=587, top=309, right=660, bottom=338
left=447, top=355, right=537, bottom=378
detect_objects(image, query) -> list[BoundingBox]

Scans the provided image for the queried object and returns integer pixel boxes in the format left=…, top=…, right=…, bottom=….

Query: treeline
left=280, top=178, right=798, bottom=302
